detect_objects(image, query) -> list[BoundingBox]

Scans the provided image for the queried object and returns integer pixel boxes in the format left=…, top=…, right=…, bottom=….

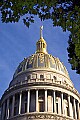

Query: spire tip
left=40, top=26, right=43, bottom=38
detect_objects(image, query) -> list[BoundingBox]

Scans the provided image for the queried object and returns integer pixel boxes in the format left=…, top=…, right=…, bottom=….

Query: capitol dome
left=11, top=34, right=71, bottom=88
left=1, top=27, right=80, bottom=120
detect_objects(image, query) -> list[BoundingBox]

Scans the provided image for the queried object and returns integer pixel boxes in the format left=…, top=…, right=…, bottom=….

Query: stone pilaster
left=27, top=90, right=30, bottom=112
left=61, top=93, right=64, bottom=114
left=6, top=98, right=9, bottom=119
left=53, top=90, right=56, bottom=113
left=77, top=102, right=79, bottom=119
left=19, top=92, right=22, bottom=114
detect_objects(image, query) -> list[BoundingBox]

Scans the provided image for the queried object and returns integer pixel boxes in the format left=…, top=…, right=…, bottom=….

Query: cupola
left=36, top=26, right=47, bottom=54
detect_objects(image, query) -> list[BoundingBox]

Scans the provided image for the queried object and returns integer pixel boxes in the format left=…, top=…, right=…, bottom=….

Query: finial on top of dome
left=40, top=26, right=43, bottom=38
left=36, top=26, right=47, bottom=54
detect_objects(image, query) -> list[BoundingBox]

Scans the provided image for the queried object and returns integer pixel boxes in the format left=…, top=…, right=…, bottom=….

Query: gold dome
left=13, top=26, right=69, bottom=79
left=13, top=52, right=69, bottom=78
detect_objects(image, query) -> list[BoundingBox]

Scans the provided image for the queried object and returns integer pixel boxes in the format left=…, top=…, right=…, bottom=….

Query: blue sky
left=0, top=17, right=80, bottom=98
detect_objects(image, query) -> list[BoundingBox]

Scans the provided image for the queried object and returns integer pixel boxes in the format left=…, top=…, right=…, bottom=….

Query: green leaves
left=1, top=0, right=79, bottom=28
left=23, top=16, right=34, bottom=27
left=0, top=0, right=80, bottom=74
left=67, top=31, right=80, bottom=74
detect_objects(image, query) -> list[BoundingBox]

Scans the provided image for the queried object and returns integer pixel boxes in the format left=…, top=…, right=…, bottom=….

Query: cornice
left=1, top=80, right=80, bottom=104
left=7, top=112, right=74, bottom=120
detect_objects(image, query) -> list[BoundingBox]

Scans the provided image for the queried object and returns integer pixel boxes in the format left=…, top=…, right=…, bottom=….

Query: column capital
left=53, top=90, right=55, bottom=92
left=44, top=88, right=47, bottom=90
left=35, top=88, right=39, bottom=90
left=28, top=89, right=30, bottom=91
left=20, top=91, right=22, bottom=93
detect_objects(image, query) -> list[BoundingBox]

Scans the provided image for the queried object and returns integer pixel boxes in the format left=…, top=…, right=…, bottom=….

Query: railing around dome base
left=8, top=112, right=75, bottom=120
left=8, top=78, right=78, bottom=97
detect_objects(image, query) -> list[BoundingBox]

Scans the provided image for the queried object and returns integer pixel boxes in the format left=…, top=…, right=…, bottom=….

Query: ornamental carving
left=49, top=55, right=54, bottom=62
left=26, top=113, right=73, bottom=120
left=39, top=54, right=44, bottom=63
left=29, top=55, right=34, bottom=64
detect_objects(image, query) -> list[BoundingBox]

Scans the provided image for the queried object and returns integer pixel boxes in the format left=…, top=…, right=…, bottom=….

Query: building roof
left=13, top=26, right=69, bottom=79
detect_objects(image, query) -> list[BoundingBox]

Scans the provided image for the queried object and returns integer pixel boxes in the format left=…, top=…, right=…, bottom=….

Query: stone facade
left=0, top=28, right=80, bottom=120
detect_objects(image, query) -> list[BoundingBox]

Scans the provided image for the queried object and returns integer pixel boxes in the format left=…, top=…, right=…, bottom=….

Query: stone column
left=1, top=105, right=3, bottom=120
left=61, top=93, right=64, bottom=114
left=68, top=95, right=71, bottom=117
left=6, top=98, right=9, bottom=119
left=2, top=103, right=3, bottom=120
left=58, top=97, right=61, bottom=115
left=52, top=91, right=53, bottom=113
left=1, top=105, right=2, bottom=120
left=2, top=102, right=5, bottom=120
left=19, top=92, right=22, bottom=114
left=36, top=90, right=38, bottom=112
left=73, top=98, right=77, bottom=119
left=12, top=95, right=15, bottom=116
left=77, top=102, right=79, bottom=119
left=27, top=90, right=30, bottom=112
left=53, top=90, right=56, bottom=113
left=79, top=103, right=80, bottom=119
left=45, top=90, right=47, bottom=112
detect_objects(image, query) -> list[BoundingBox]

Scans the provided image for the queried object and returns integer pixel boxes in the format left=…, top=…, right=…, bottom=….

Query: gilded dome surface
left=13, top=27, right=69, bottom=78
left=13, top=26, right=69, bottom=78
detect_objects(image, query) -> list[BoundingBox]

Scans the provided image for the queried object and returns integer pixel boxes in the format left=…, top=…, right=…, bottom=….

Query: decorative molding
left=1, top=79, right=80, bottom=103
left=8, top=113, right=74, bottom=120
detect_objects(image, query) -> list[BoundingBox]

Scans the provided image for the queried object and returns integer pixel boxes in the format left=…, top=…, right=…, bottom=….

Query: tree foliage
left=0, top=0, right=80, bottom=74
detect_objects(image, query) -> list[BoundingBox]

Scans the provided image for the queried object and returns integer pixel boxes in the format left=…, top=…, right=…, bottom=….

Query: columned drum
left=1, top=27, right=80, bottom=120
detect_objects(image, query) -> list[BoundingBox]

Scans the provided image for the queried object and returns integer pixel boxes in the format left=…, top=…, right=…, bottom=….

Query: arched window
left=40, top=75, right=44, bottom=79
left=43, top=43, right=45, bottom=48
